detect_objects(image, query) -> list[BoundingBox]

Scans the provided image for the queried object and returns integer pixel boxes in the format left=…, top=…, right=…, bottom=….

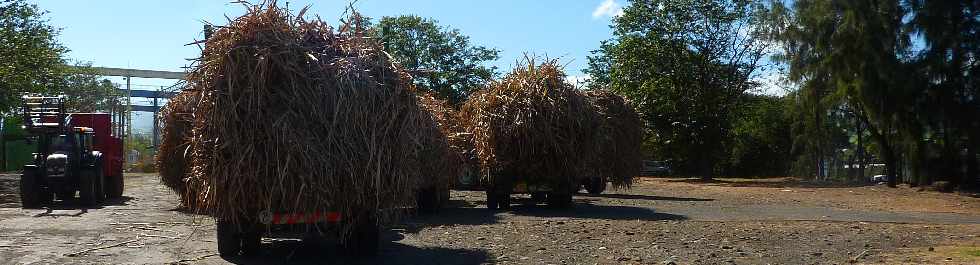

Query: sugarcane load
left=155, top=2, right=452, bottom=257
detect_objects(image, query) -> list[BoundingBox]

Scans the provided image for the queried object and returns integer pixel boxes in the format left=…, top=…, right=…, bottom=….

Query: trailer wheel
left=19, top=169, right=43, bottom=209
left=78, top=169, right=98, bottom=207
left=485, top=188, right=499, bottom=210
left=547, top=192, right=573, bottom=209
left=417, top=186, right=440, bottom=214
left=531, top=192, right=547, bottom=203
left=498, top=193, right=511, bottom=210
left=439, top=185, right=451, bottom=207
left=585, top=178, right=607, bottom=195
left=342, top=217, right=380, bottom=256
left=216, top=220, right=244, bottom=257
left=241, top=224, right=262, bottom=256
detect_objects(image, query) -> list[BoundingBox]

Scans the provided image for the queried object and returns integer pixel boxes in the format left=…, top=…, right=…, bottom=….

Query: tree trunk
left=857, top=119, right=865, bottom=182
left=917, top=140, right=932, bottom=186
left=883, top=147, right=898, bottom=187
left=701, top=147, right=715, bottom=181
left=941, top=123, right=960, bottom=187
left=966, top=133, right=978, bottom=190
left=857, top=110, right=897, bottom=187
left=0, top=115, right=5, bottom=171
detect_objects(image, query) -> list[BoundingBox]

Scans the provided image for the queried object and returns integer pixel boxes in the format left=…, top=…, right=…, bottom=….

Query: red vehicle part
left=260, top=211, right=343, bottom=225
left=68, top=113, right=124, bottom=197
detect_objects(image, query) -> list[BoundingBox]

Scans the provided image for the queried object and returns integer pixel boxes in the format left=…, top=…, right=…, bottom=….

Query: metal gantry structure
left=89, top=67, right=184, bottom=160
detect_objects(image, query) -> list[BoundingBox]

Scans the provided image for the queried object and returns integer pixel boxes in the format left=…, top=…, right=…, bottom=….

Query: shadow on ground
left=578, top=193, right=714, bottom=202
left=399, top=196, right=686, bottom=234
left=0, top=174, right=134, bottom=208
left=664, top=177, right=874, bottom=189
left=221, top=231, right=491, bottom=265
left=506, top=200, right=688, bottom=221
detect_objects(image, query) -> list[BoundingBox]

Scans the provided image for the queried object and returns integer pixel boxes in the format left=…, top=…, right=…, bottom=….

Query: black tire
left=485, top=188, right=499, bottom=210
left=56, top=191, right=74, bottom=201
left=216, top=220, right=243, bottom=257
left=342, top=217, right=380, bottom=256
left=94, top=162, right=106, bottom=203
left=531, top=192, right=547, bottom=203
left=241, top=225, right=262, bottom=256
left=547, top=192, right=573, bottom=209
left=78, top=169, right=98, bottom=208
left=40, top=190, right=53, bottom=206
left=585, top=178, right=607, bottom=195
left=439, top=185, right=451, bottom=206
left=417, top=186, right=440, bottom=214
left=497, top=193, right=511, bottom=210
left=19, top=169, right=42, bottom=209
left=106, top=174, right=124, bottom=199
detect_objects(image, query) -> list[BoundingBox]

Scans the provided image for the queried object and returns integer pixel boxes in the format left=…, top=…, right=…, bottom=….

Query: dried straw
left=156, top=89, right=201, bottom=211
left=584, top=90, right=643, bottom=189
left=171, top=2, right=437, bottom=239
left=416, top=92, right=461, bottom=194
left=460, top=57, right=599, bottom=193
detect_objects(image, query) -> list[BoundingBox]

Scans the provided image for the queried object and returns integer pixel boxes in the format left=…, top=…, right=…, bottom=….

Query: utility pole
left=152, top=86, right=161, bottom=149
left=0, top=115, right=5, bottom=171
left=125, top=76, right=132, bottom=166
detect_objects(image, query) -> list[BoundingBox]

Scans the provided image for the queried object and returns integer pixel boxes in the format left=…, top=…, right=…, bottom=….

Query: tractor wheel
left=342, top=216, right=380, bottom=256
left=585, top=178, right=607, bottom=195
left=78, top=169, right=98, bottom=207
left=56, top=191, right=75, bottom=201
left=105, top=172, right=124, bottom=199
left=547, top=192, right=573, bottom=209
left=94, top=163, right=106, bottom=203
left=19, top=169, right=43, bottom=209
left=216, top=220, right=243, bottom=257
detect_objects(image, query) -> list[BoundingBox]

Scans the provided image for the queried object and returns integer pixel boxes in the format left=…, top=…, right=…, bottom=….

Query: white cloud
left=592, top=0, right=624, bottom=20
left=752, top=68, right=795, bottom=96
left=566, top=74, right=591, bottom=88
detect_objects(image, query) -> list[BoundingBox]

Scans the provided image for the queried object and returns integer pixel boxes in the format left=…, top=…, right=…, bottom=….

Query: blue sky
left=31, top=0, right=624, bottom=132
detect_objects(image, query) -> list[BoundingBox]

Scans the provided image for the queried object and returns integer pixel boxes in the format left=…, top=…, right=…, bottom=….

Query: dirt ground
left=0, top=174, right=978, bottom=265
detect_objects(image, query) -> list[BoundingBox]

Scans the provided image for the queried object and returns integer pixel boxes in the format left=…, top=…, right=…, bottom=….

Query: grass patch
left=962, top=248, right=980, bottom=257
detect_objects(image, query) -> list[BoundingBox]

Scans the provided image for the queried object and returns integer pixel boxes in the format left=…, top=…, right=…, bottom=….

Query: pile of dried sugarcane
left=156, top=89, right=201, bottom=211
left=585, top=90, right=643, bottom=188
left=416, top=92, right=461, bottom=199
left=156, top=2, right=442, bottom=238
left=460, top=58, right=599, bottom=192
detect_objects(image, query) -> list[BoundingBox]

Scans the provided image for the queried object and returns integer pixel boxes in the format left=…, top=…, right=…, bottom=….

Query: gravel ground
left=0, top=174, right=978, bottom=265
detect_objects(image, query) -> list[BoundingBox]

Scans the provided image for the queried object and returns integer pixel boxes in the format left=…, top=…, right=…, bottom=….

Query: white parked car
left=871, top=175, right=888, bottom=183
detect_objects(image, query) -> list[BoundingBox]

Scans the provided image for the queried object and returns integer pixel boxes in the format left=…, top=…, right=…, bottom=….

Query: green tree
left=62, top=63, right=122, bottom=113
left=374, top=15, right=500, bottom=105
left=0, top=0, right=69, bottom=115
left=905, top=0, right=980, bottom=189
left=586, top=0, right=771, bottom=179
left=768, top=0, right=910, bottom=186
left=725, top=94, right=793, bottom=177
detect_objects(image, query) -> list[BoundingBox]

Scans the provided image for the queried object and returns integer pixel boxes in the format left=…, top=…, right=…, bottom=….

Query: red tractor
left=19, top=96, right=124, bottom=208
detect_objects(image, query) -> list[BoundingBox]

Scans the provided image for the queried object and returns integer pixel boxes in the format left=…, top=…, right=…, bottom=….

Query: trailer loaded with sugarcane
left=156, top=3, right=453, bottom=257
left=460, top=58, right=637, bottom=209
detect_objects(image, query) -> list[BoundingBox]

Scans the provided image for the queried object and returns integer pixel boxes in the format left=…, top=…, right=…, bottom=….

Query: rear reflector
left=259, top=211, right=342, bottom=225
